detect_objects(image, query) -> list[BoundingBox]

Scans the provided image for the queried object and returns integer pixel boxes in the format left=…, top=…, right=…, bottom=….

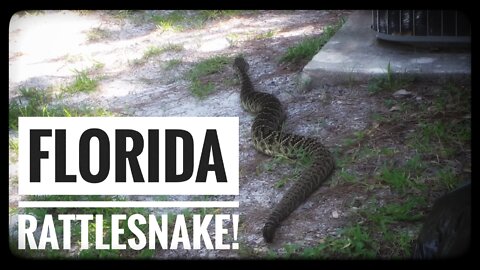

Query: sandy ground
left=8, top=10, right=402, bottom=259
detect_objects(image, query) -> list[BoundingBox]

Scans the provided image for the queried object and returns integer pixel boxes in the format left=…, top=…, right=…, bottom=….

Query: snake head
left=233, top=56, right=250, bottom=71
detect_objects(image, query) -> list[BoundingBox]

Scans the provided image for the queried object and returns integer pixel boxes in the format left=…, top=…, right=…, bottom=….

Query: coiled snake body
left=234, top=56, right=335, bottom=243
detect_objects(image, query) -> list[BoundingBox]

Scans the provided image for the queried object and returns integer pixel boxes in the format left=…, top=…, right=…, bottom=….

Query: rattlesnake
left=233, top=56, right=335, bottom=243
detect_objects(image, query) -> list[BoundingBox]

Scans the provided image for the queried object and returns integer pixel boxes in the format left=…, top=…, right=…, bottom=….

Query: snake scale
left=234, top=56, right=335, bottom=243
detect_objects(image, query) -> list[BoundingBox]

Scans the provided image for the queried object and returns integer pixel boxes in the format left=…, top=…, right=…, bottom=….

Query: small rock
left=389, top=105, right=401, bottom=112
left=332, top=210, right=339, bottom=219
left=393, top=89, right=413, bottom=98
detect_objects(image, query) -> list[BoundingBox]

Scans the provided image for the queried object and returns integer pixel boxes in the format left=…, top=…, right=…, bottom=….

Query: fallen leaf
left=393, top=89, right=413, bottom=98
left=389, top=105, right=401, bottom=112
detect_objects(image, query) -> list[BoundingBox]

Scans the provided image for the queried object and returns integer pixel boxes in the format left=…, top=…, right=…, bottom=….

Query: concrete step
left=300, top=10, right=471, bottom=89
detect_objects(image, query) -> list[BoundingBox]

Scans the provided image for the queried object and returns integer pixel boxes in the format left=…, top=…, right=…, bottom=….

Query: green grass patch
left=133, top=43, right=184, bottom=65
left=143, top=46, right=164, bottom=58
left=300, top=225, right=377, bottom=259
left=280, top=19, right=344, bottom=65
left=405, top=154, right=426, bottom=175
left=187, top=55, right=230, bottom=98
left=257, top=147, right=314, bottom=188
left=164, top=59, right=182, bottom=70
left=152, top=11, right=187, bottom=31
left=378, top=166, right=419, bottom=193
left=253, top=30, right=276, bottom=40
left=357, top=197, right=426, bottom=257
left=436, top=168, right=460, bottom=191
left=366, top=198, right=426, bottom=232
left=9, top=138, right=19, bottom=154
left=408, top=120, right=470, bottom=157
left=257, top=154, right=297, bottom=188
left=62, top=66, right=103, bottom=94
left=9, top=87, right=113, bottom=130
left=152, top=10, right=239, bottom=32
left=337, top=168, right=358, bottom=183
left=63, top=70, right=98, bottom=93
left=367, top=62, right=413, bottom=94
left=111, top=10, right=134, bottom=20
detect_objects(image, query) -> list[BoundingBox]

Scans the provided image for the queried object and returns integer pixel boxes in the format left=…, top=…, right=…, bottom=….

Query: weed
left=437, top=168, right=459, bottom=191
left=367, top=197, right=426, bottom=231
left=9, top=87, right=112, bottom=130
left=190, top=80, right=215, bottom=99
left=9, top=138, right=19, bottom=155
left=405, top=154, right=425, bottom=175
left=63, top=69, right=99, bottom=93
left=338, top=225, right=377, bottom=258
left=301, top=225, right=377, bottom=258
left=378, top=147, right=396, bottom=156
left=151, top=10, right=237, bottom=31
left=111, top=10, right=134, bottom=20
left=337, top=169, right=358, bottom=183
left=143, top=46, right=163, bottom=59
left=368, top=62, right=413, bottom=94
left=407, top=120, right=468, bottom=158
left=274, top=176, right=291, bottom=189
left=253, top=30, right=276, bottom=40
left=134, top=44, right=184, bottom=66
left=383, top=98, right=396, bottom=109
left=257, top=148, right=313, bottom=188
left=379, top=166, right=417, bottom=193
left=388, top=231, right=415, bottom=257
left=280, top=19, right=344, bottom=65
left=283, top=243, right=301, bottom=258
left=163, top=59, right=181, bottom=70
left=153, top=11, right=187, bottom=31
left=187, top=55, right=230, bottom=98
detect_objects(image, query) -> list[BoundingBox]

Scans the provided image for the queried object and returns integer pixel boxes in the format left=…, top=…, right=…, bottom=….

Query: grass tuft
left=186, top=55, right=230, bottom=98
left=280, top=19, right=344, bottom=65
left=9, top=87, right=112, bottom=130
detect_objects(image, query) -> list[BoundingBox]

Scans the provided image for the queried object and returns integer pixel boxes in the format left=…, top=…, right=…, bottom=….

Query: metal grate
left=371, top=10, right=471, bottom=43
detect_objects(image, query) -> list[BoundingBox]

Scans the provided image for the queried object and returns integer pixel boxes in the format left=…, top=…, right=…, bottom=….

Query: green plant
left=405, top=154, right=425, bottom=175
left=337, top=169, right=358, bottom=183
left=152, top=11, right=188, bottom=31
left=379, top=166, right=417, bottom=192
left=143, top=46, right=163, bottom=58
left=111, top=10, right=134, bottom=20
left=368, top=62, right=413, bottom=94
left=280, top=19, right=344, bottom=65
left=133, top=44, right=183, bottom=66
left=437, top=168, right=459, bottom=191
left=338, top=225, right=377, bottom=258
left=9, top=138, right=19, bottom=154
left=187, top=55, right=230, bottom=98
left=9, top=87, right=112, bottom=130
left=253, top=30, right=276, bottom=40
left=63, top=69, right=99, bottom=93
left=301, top=225, right=377, bottom=258
left=368, top=198, right=426, bottom=231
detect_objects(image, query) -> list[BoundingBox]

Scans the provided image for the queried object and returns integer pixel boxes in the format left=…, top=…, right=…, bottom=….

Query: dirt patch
left=9, top=10, right=470, bottom=259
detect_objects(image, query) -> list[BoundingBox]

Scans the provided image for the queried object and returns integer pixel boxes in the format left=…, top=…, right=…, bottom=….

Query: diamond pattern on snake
left=233, top=56, right=335, bottom=243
